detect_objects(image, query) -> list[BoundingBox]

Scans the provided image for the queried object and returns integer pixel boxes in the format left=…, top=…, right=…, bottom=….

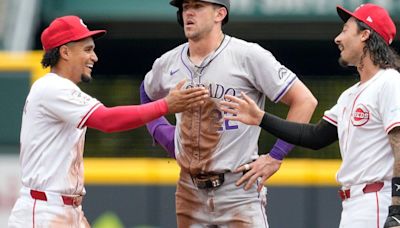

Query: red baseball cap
left=41, top=15, right=106, bottom=51
left=336, top=3, right=396, bottom=45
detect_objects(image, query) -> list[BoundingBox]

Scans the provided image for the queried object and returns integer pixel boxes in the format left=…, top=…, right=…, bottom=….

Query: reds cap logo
left=351, top=104, right=370, bottom=126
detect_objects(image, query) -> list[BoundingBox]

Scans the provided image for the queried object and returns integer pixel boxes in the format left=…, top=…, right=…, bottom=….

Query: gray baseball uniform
left=144, top=35, right=297, bottom=227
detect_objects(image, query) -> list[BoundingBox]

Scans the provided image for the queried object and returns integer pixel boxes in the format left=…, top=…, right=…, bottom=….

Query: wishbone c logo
left=351, top=104, right=370, bottom=126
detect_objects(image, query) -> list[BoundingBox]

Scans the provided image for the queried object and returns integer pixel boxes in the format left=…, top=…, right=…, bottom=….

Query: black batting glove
left=384, top=205, right=400, bottom=228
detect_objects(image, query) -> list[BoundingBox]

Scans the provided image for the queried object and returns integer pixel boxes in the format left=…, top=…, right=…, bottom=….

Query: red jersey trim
left=77, top=102, right=102, bottom=129
left=386, top=122, right=400, bottom=134
left=323, top=115, right=337, bottom=126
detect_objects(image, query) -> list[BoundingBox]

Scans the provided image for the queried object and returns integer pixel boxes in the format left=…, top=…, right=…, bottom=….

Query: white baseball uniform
left=144, top=35, right=297, bottom=227
left=323, top=68, right=400, bottom=228
left=8, top=72, right=101, bottom=228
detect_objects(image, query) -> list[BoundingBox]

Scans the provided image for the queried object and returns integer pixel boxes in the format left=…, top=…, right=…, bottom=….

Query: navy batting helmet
left=170, top=0, right=230, bottom=26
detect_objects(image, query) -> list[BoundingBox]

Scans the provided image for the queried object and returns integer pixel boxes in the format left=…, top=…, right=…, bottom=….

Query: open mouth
left=185, top=19, right=195, bottom=26
left=86, top=64, right=93, bottom=71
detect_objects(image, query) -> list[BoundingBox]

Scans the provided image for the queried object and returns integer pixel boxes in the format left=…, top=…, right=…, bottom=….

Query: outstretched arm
left=220, top=92, right=338, bottom=148
left=86, top=100, right=168, bottom=133
left=85, top=80, right=207, bottom=142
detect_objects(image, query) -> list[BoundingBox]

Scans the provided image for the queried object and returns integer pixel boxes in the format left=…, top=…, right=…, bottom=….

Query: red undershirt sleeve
left=84, top=99, right=168, bottom=133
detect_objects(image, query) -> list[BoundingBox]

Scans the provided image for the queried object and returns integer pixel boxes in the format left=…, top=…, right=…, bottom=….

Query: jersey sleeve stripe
left=272, top=76, right=297, bottom=103
left=77, top=102, right=102, bottom=129
left=385, top=122, right=400, bottom=133
left=323, top=115, right=338, bottom=126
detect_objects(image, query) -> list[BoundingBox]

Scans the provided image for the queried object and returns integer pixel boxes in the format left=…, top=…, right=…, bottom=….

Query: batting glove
left=384, top=205, right=400, bottom=228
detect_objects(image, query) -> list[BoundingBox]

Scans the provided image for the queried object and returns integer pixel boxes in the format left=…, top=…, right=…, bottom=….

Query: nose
left=91, top=51, right=98, bottom=62
left=334, top=33, right=341, bottom=45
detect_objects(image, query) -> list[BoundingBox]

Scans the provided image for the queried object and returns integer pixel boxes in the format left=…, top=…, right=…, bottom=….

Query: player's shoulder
left=31, top=73, right=56, bottom=89
left=374, top=68, right=400, bottom=91
left=381, top=68, right=400, bottom=81
left=228, top=36, right=265, bottom=51
left=32, top=73, right=77, bottom=94
left=227, top=36, right=273, bottom=59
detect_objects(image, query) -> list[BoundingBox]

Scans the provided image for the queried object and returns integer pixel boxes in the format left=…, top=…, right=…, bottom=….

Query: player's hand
left=165, top=80, right=209, bottom=114
left=384, top=205, right=400, bottom=228
left=220, top=92, right=265, bottom=126
left=234, top=154, right=282, bottom=192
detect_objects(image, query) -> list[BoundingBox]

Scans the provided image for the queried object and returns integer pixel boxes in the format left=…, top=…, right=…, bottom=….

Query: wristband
left=392, top=177, right=400, bottom=197
left=269, top=139, right=294, bottom=160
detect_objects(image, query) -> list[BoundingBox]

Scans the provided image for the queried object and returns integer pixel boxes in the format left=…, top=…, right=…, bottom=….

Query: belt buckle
left=211, top=178, right=221, bottom=188
left=193, top=173, right=224, bottom=189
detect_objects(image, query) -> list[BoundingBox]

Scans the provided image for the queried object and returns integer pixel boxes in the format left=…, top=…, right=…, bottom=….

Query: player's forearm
left=85, top=101, right=168, bottom=133
left=260, top=113, right=338, bottom=150
left=389, top=127, right=400, bottom=205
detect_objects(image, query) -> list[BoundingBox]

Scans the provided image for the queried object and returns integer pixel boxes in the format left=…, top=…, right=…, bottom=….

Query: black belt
left=192, top=173, right=225, bottom=189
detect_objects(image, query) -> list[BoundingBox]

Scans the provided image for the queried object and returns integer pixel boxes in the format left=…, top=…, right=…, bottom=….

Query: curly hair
left=41, top=47, right=60, bottom=68
left=356, top=20, right=400, bottom=71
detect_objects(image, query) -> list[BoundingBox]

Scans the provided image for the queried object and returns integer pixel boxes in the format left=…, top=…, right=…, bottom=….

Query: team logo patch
left=278, top=67, right=288, bottom=80
left=351, top=104, right=370, bottom=126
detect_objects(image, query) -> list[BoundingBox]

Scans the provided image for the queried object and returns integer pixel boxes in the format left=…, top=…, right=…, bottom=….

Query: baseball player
left=7, top=15, right=208, bottom=228
left=221, top=3, right=400, bottom=228
left=140, top=0, right=317, bottom=227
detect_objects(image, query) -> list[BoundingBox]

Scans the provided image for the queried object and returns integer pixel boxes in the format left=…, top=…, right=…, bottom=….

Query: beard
left=81, top=74, right=92, bottom=83
left=338, top=57, right=355, bottom=68
left=338, top=57, right=349, bottom=68
left=184, top=29, right=200, bottom=41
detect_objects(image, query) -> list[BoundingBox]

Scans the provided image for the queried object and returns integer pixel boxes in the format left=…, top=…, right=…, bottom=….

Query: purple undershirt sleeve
left=140, top=81, right=176, bottom=158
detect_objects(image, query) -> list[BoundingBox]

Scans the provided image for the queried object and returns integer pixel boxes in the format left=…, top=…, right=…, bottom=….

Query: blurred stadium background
left=0, top=0, right=398, bottom=227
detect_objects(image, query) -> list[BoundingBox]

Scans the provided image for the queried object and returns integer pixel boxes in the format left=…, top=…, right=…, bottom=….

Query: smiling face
left=62, top=37, right=98, bottom=83
left=181, top=0, right=225, bottom=41
left=334, top=17, right=370, bottom=67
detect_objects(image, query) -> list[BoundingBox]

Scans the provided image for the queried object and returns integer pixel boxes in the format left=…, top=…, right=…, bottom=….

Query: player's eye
left=84, top=46, right=94, bottom=52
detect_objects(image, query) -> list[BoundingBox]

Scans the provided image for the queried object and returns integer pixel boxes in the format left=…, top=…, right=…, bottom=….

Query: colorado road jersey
left=144, top=35, right=297, bottom=174
left=20, top=73, right=101, bottom=195
left=323, top=69, right=400, bottom=188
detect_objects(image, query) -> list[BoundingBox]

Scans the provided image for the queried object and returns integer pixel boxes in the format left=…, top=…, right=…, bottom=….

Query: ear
left=360, top=29, right=371, bottom=42
left=59, top=45, right=70, bottom=60
left=215, top=7, right=227, bottom=23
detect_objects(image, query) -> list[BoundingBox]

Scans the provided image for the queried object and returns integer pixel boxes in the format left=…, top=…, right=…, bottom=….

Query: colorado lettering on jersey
left=352, top=104, right=370, bottom=126
left=185, top=82, right=238, bottom=100
left=185, top=82, right=239, bottom=131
